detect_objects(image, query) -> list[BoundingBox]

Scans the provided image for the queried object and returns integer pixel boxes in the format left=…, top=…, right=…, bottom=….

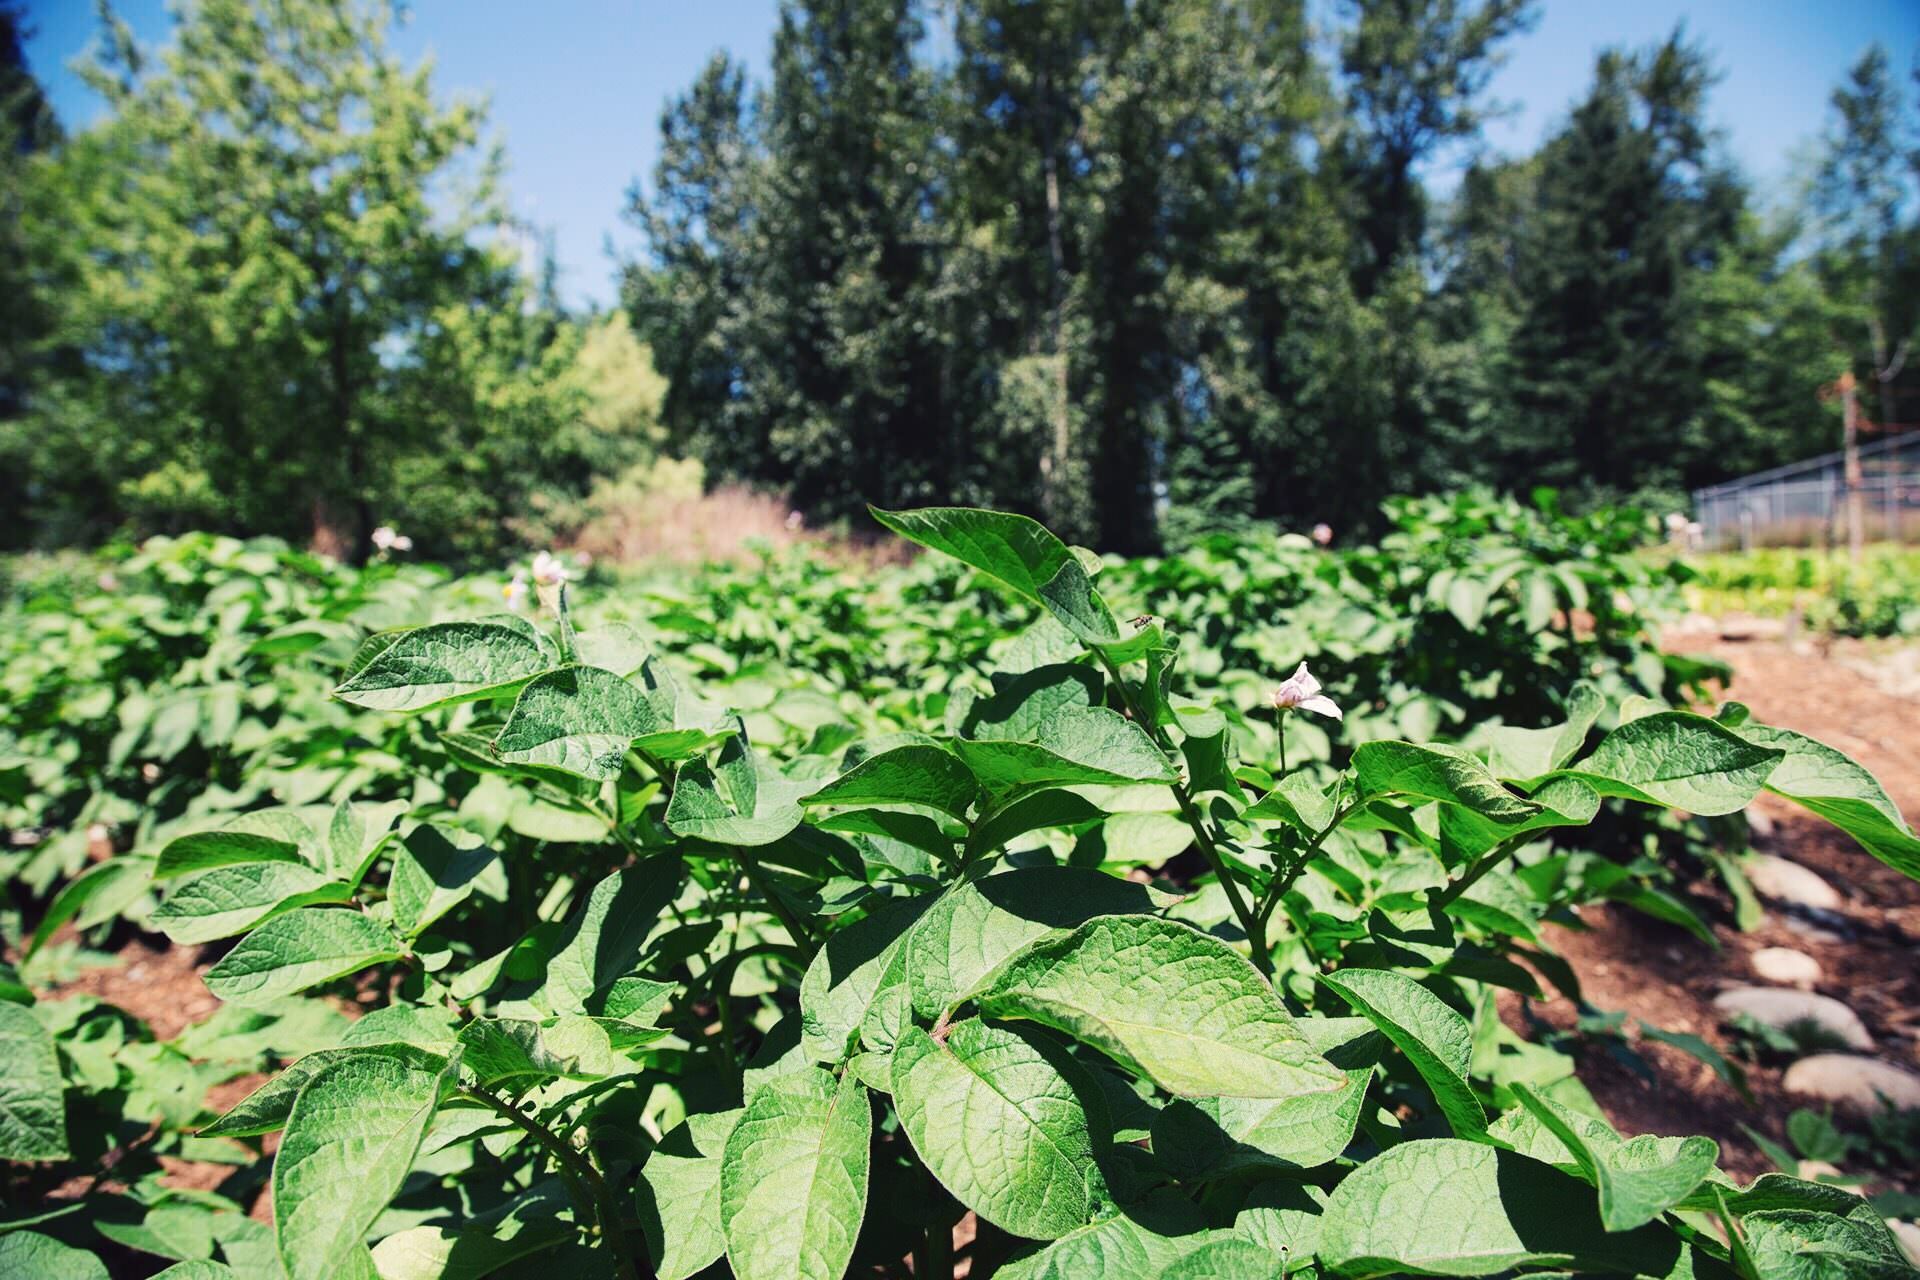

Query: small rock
left=1782, top=1055, right=1920, bottom=1113
left=1745, top=808, right=1776, bottom=841
left=1795, top=1159, right=1842, bottom=1181
left=1712, top=987, right=1872, bottom=1052
left=1745, top=854, right=1844, bottom=912
left=1782, top=915, right=1848, bottom=945
left=1750, top=946, right=1822, bottom=989
left=1888, top=1220, right=1920, bottom=1268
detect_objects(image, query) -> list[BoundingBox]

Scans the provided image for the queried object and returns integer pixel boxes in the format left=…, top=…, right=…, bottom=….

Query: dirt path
left=1504, top=625, right=1920, bottom=1184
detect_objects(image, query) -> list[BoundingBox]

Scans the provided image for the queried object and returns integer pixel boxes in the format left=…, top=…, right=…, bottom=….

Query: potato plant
left=6, top=507, right=1920, bottom=1280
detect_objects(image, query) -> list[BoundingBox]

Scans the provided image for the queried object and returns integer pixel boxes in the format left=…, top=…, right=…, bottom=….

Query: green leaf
left=893, top=1020, right=1103, bottom=1240
left=953, top=706, right=1175, bottom=794
left=1511, top=1084, right=1717, bottom=1231
left=155, top=829, right=308, bottom=880
left=638, top=1110, right=744, bottom=1280
left=961, top=665, right=1103, bottom=742
left=148, top=1264, right=236, bottom=1280
left=24, top=856, right=154, bottom=958
left=800, top=897, right=930, bottom=1064
left=519, top=858, right=681, bottom=1016
left=977, top=916, right=1344, bottom=1099
left=720, top=1067, right=872, bottom=1280
left=0, top=1003, right=67, bottom=1160
left=1316, top=968, right=1484, bottom=1136
left=1158, top=1239, right=1289, bottom=1279
left=273, top=1052, right=458, bottom=1280
left=457, top=1017, right=623, bottom=1086
left=801, top=745, right=979, bottom=820
left=1485, top=684, right=1604, bottom=781
left=153, top=863, right=352, bottom=945
left=666, top=734, right=811, bottom=847
left=1318, top=1139, right=1685, bottom=1278
left=966, top=790, right=1105, bottom=862
left=199, top=1044, right=449, bottom=1138
left=366, top=1211, right=572, bottom=1280
left=1153, top=1069, right=1370, bottom=1181
left=202, top=909, right=403, bottom=1006
left=907, top=868, right=1177, bottom=1019
left=1352, top=742, right=1541, bottom=823
left=1725, top=714, right=1920, bottom=881
left=1740, top=1207, right=1916, bottom=1280
left=333, top=621, right=556, bottom=712
left=992, top=1192, right=1206, bottom=1280
left=494, top=663, right=732, bottom=780
left=0, top=1233, right=108, bottom=1280
left=1568, top=712, right=1782, bottom=816
left=870, top=506, right=1122, bottom=644
left=386, top=825, right=498, bottom=939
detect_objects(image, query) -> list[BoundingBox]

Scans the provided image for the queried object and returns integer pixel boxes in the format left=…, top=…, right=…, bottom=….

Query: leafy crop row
left=4, top=502, right=1915, bottom=1279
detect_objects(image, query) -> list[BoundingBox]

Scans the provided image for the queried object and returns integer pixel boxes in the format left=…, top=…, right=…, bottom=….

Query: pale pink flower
left=1310, top=523, right=1333, bottom=547
left=531, top=550, right=572, bottom=587
left=1270, top=662, right=1342, bottom=720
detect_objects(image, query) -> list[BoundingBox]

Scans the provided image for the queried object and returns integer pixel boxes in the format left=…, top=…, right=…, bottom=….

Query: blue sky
left=21, top=1, right=1920, bottom=308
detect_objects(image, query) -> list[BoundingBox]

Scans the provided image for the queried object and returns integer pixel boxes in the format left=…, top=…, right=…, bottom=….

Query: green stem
left=1430, top=833, right=1531, bottom=910
left=462, top=1086, right=646, bottom=1280
left=1093, top=649, right=1269, bottom=975
left=1277, top=708, right=1288, bottom=777
left=921, top=1221, right=952, bottom=1278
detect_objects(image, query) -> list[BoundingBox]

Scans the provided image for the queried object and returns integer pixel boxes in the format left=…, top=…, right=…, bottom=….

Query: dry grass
left=566, top=481, right=915, bottom=569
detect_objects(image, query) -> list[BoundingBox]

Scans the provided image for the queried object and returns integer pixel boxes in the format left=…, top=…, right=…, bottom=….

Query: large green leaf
left=953, top=706, right=1175, bottom=795
left=516, top=858, right=680, bottom=1016
left=1740, top=1207, right=1916, bottom=1280
left=0, top=1003, right=67, bottom=1160
left=1318, top=1139, right=1685, bottom=1278
left=638, top=1110, right=744, bottom=1280
left=991, top=1193, right=1207, bottom=1280
left=153, top=863, right=352, bottom=945
left=1725, top=712, right=1920, bottom=881
left=154, top=829, right=308, bottom=880
left=1351, top=742, right=1541, bottom=823
left=893, top=1020, right=1102, bottom=1240
left=961, top=665, right=1103, bottom=741
left=800, top=745, right=980, bottom=821
left=1510, top=1084, right=1716, bottom=1231
left=456, top=1016, right=624, bottom=1086
left=201, top=909, right=403, bottom=1006
left=386, top=825, right=498, bottom=940
left=666, top=734, right=812, bottom=847
left=976, top=916, right=1344, bottom=1098
left=1153, top=1069, right=1370, bottom=1180
left=1316, top=968, right=1484, bottom=1136
left=0, top=1233, right=108, bottom=1280
left=1484, top=684, right=1604, bottom=781
left=907, top=868, right=1177, bottom=1018
left=493, top=663, right=732, bottom=780
left=333, top=621, right=555, bottom=712
left=1567, top=712, right=1782, bottom=816
left=870, top=506, right=1122, bottom=644
left=720, top=1068, right=872, bottom=1280
left=200, top=1044, right=449, bottom=1138
left=273, top=1052, right=458, bottom=1280
left=800, top=897, right=930, bottom=1064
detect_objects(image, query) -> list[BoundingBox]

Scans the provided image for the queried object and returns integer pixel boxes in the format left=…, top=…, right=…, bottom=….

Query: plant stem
left=462, top=1086, right=646, bottom=1280
left=1277, top=708, right=1288, bottom=776
left=1092, top=649, right=1269, bottom=974
left=1430, top=833, right=1530, bottom=910
left=921, top=1221, right=952, bottom=1278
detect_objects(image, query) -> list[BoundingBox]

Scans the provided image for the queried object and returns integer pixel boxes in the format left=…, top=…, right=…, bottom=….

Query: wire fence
left=1691, top=432, right=1920, bottom=549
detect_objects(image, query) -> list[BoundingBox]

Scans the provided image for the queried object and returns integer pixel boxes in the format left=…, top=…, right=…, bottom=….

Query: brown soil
left=1501, top=626, right=1920, bottom=1186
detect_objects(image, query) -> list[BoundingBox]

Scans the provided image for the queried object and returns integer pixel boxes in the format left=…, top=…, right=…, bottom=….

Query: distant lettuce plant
left=8, top=507, right=1919, bottom=1280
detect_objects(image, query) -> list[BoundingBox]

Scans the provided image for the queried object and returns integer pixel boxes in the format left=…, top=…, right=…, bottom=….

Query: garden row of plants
left=2, top=495, right=1917, bottom=1279
left=1683, top=544, right=1920, bottom=639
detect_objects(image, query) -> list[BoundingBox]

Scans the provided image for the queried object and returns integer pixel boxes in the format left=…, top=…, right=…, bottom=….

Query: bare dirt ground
left=1502, top=622, right=1920, bottom=1185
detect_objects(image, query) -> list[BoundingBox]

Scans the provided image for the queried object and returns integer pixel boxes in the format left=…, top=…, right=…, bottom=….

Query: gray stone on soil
left=1712, top=986, right=1872, bottom=1052
left=1744, top=854, right=1844, bottom=912
left=1782, top=1054, right=1920, bottom=1114
left=1749, top=946, right=1822, bottom=989
left=1745, top=808, right=1776, bottom=841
